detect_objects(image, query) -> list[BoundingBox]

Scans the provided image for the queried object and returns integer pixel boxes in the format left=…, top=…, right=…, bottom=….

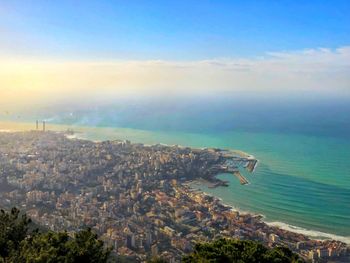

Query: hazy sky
left=0, top=0, right=350, bottom=110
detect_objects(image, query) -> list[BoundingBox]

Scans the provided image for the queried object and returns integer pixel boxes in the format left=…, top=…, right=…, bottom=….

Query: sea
left=1, top=97, right=350, bottom=242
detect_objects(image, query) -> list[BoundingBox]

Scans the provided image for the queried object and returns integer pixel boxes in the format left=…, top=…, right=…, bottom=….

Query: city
left=0, top=130, right=348, bottom=262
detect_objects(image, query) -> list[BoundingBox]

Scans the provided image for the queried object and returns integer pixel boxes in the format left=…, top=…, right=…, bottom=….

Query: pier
left=233, top=171, right=249, bottom=185
left=245, top=159, right=258, bottom=173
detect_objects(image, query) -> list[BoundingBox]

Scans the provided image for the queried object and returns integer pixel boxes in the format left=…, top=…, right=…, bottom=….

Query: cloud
left=0, top=46, right=349, bottom=110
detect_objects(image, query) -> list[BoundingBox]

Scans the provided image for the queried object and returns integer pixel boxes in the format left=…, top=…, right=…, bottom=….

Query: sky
left=0, top=0, right=350, bottom=110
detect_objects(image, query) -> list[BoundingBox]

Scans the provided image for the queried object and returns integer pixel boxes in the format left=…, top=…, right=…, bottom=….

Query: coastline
left=189, top=178, right=350, bottom=244
left=1, top=121, right=349, bottom=245
left=266, top=221, right=350, bottom=245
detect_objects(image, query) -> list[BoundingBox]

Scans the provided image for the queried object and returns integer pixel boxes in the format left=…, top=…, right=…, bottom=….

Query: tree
left=19, top=231, right=71, bottom=263
left=1, top=208, right=304, bottom=263
left=0, top=207, right=32, bottom=259
left=182, top=238, right=304, bottom=263
left=0, top=208, right=111, bottom=263
left=66, top=228, right=111, bottom=263
left=19, top=229, right=111, bottom=263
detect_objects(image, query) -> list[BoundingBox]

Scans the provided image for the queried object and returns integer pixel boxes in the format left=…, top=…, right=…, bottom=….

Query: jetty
left=233, top=171, right=249, bottom=185
left=245, top=159, right=258, bottom=173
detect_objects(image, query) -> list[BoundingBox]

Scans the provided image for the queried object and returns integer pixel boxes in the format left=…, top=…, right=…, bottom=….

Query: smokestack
left=43, top=121, right=46, bottom=132
left=36, top=120, right=38, bottom=130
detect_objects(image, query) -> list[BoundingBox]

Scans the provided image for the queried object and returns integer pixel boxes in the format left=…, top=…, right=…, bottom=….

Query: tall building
left=146, top=230, right=152, bottom=248
left=126, top=234, right=135, bottom=249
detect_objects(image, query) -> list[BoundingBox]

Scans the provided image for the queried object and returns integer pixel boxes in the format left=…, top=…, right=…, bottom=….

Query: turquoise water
left=3, top=99, right=350, bottom=241
left=68, top=126, right=350, bottom=240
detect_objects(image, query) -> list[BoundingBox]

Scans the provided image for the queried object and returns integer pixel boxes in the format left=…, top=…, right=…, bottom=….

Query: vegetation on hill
left=182, top=238, right=304, bottom=263
left=0, top=207, right=111, bottom=263
left=1, top=208, right=303, bottom=263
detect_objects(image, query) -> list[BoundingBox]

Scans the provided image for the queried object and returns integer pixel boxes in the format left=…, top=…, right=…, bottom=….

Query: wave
left=266, top=221, right=350, bottom=244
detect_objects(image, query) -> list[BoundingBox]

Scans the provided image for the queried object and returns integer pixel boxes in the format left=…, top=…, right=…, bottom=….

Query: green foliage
left=19, top=228, right=111, bottom=263
left=19, top=231, right=70, bottom=263
left=0, top=208, right=111, bottom=263
left=1, top=208, right=304, bottom=263
left=0, top=207, right=32, bottom=259
left=66, top=228, right=111, bottom=263
left=182, top=238, right=304, bottom=263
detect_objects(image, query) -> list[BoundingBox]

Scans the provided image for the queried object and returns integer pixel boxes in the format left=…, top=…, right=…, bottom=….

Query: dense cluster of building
left=0, top=131, right=348, bottom=262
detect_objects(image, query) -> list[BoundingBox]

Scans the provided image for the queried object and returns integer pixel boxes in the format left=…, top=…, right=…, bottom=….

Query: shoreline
left=1, top=121, right=349, bottom=245
left=187, top=179, right=350, bottom=244
left=266, top=221, right=350, bottom=245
